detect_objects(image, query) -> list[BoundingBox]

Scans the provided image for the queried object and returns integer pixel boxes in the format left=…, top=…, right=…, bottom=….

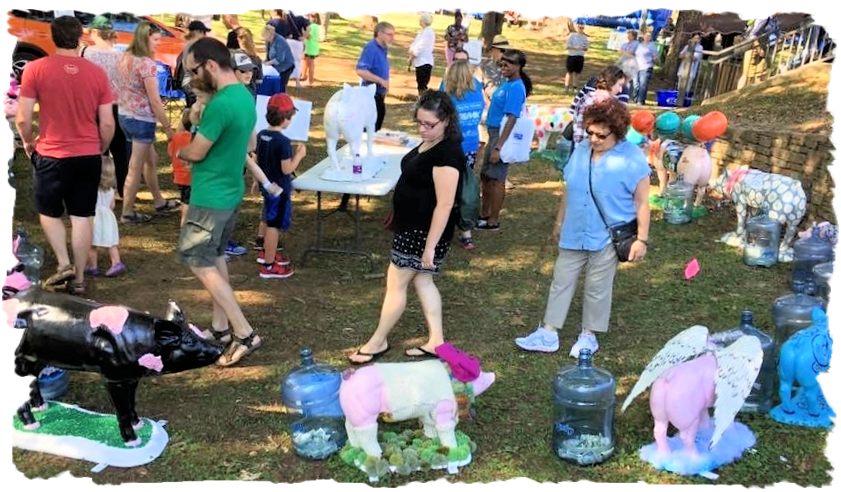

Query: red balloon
left=535, top=117, right=542, bottom=127
left=631, top=110, right=656, bottom=134
left=692, top=111, right=728, bottom=142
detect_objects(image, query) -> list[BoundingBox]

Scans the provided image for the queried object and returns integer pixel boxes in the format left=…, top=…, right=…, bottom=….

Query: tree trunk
left=551, top=16, right=577, bottom=38
left=664, top=10, right=703, bottom=86
left=361, top=15, right=378, bottom=31
left=481, top=12, right=506, bottom=53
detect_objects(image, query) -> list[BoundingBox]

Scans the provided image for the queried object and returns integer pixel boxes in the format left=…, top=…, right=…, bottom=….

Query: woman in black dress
left=348, top=91, right=465, bottom=364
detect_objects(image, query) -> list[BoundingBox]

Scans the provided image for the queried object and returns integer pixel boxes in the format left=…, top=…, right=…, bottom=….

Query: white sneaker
left=569, top=332, right=599, bottom=358
left=515, top=326, right=560, bottom=353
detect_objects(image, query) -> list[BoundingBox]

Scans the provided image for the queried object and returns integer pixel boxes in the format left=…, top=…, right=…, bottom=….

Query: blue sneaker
left=226, top=240, right=247, bottom=256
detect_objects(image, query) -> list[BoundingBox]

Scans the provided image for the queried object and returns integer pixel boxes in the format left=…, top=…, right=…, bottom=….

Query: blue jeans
left=634, top=68, right=653, bottom=105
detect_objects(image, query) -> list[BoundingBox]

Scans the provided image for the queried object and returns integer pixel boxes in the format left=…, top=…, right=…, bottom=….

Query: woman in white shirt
left=408, top=12, right=435, bottom=94
left=678, top=33, right=703, bottom=93
left=633, top=31, right=658, bottom=104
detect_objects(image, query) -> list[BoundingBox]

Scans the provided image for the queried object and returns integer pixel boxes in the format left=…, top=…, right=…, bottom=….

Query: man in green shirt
left=176, top=37, right=273, bottom=367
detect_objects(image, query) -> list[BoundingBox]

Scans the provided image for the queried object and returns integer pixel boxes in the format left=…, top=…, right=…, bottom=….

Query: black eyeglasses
left=586, top=128, right=613, bottom=140
left=188, top=61, right=206, bottom=75
left=415, top=119, right=441, bottom=130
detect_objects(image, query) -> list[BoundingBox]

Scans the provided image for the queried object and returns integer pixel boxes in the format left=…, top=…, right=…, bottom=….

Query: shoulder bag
left=588, top=153, right=638, bottom=262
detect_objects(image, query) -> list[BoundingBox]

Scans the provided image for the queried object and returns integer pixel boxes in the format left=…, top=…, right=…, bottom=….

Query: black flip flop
left=404, top=346, right=439, bottom=358
left=348, top=344, right=390, bottom=365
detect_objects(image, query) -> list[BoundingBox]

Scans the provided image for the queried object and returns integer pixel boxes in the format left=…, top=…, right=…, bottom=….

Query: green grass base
left=12, top=402, right=154, bottom=449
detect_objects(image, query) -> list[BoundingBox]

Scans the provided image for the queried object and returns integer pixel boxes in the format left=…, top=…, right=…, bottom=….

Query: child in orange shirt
left=169, top=109, right=194, bottom=227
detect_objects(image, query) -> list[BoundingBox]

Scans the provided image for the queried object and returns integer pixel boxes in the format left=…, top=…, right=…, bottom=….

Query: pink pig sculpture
left=621, top=325, right=764, bottom=476
left=339, top=359, right=495, bottom=459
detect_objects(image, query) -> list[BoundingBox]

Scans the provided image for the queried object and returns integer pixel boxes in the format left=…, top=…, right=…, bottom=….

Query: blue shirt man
left=355, top=21, right=394, bottom=132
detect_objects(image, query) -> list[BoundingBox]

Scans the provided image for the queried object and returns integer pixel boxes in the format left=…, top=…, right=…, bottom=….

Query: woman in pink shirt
left=115, top=21, right=178, bottom=223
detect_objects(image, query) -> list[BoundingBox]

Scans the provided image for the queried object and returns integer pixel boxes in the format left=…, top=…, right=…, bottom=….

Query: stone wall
left=707, top=128, right=836, bottom=224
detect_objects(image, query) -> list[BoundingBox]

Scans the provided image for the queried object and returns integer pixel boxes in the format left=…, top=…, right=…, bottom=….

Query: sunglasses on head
left=586, top=128, right=612, bottom=140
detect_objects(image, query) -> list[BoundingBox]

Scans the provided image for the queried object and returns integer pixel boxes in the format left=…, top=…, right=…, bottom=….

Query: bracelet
left=637, top=238, right=649, bottom=245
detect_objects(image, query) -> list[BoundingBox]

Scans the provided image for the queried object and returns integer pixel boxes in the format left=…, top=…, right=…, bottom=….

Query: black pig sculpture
left=6, top=289, right=224, bottom=446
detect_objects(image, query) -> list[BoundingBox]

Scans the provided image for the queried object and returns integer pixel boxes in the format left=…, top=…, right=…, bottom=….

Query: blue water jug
left=281, top=347, right=344, bottom=417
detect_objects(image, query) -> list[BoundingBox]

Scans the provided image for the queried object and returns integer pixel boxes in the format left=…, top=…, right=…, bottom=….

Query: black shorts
left=566, top=55, right=585, bottom=74
left=31, top=152, right=101, bottom=218
left=305, top=54, right=318, bottom=59
left=179, top=185, right=192, bottom=205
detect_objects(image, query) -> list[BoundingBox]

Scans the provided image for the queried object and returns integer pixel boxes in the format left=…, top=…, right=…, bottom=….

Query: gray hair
left=419, top=13, right=432, bottom=27
left=374, top=21, right=394, bottom=37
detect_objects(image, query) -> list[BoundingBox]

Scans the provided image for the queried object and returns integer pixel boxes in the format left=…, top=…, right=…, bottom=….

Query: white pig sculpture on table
left=324, top=83, right=378, bottom=169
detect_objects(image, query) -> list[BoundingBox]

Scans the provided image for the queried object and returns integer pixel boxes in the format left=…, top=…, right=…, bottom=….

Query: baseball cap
left=268, top=93, right=296, bottom=112
left=187, top=20, right=211, bottom=33
left=490, top=35, right=511, bottom=49
left=90, top=15, right=113, bottom=31
left=232, top=51, right=256, bottom=72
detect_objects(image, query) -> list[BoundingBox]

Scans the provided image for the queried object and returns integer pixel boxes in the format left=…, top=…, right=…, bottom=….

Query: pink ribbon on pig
left=89, top=306, right=129, bottom=335
left=138, top=353, right=163, bottom=372
left=435, top=343, right=481, bottom=383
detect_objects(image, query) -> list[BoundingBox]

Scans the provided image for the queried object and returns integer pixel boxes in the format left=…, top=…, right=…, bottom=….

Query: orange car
left=8, top=9, right=187, bottom=78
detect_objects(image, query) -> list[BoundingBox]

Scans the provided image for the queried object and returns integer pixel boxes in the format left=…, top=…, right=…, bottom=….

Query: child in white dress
left=86, top=156, right=126, bottom=278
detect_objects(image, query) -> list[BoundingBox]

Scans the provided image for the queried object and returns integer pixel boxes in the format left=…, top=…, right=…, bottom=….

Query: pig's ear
left=165, top=300, right=187, bottom=326
left=154, top=320, right=181, bottom=348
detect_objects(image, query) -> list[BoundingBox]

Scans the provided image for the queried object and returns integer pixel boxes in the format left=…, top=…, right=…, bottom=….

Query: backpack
left=457, top=166, right=480, bottom=231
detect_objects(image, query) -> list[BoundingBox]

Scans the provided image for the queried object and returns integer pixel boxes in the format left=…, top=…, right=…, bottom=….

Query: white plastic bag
left=499, top=105, right=535, bottom=164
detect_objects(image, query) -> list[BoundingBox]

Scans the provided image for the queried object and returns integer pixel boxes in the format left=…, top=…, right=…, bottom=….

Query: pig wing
left=711, top=335, right=763, bottom=448
left=621, top=325, right=710, bottom=413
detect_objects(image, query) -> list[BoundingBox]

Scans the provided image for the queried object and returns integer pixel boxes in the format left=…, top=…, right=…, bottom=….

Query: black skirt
left=390, top=229, right=450, bottom=274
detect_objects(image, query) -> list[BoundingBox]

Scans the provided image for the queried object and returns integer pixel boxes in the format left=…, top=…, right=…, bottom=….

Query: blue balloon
left=626, top=127, right=646, bottom=146
left=655, top=111, right=681, bottom=138
left=682, top=115, right=701, bottom=141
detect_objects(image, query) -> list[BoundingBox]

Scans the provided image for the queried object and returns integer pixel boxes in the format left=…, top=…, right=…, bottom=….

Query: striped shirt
left=570, top=77, right=630, bottom=143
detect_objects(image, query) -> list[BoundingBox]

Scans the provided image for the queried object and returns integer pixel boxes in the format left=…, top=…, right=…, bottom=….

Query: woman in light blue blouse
left=515, top=97, right=651, bottom=357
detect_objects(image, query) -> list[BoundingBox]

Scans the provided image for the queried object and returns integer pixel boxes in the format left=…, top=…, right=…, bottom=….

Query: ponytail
left=520, top=70, right=533, bottom=97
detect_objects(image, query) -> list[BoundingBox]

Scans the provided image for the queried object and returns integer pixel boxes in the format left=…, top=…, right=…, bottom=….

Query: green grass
left=10, top=9, right=834, bottom=486
left=13, top=403, right=153, bottom=448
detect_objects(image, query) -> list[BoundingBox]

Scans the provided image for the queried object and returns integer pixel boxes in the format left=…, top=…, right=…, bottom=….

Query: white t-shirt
left=566, top=33, right=590, bottom=57
left=635, top=41, right=658, bottom=71
left=409, top=26, right=436, bottom=67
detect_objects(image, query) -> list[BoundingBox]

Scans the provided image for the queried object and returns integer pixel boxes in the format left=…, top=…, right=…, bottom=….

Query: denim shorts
left=118, top=115, right=157, bottom=144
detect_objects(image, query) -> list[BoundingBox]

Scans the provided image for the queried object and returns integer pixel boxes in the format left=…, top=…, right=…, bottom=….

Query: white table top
left=293, top=139, right=419, bottom=196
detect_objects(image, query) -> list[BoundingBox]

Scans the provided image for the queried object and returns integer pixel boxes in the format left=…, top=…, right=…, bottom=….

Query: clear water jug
left=812, top=262, right=833, bottom=303
left=14, top=226, right=44, bottom=287
left=791, top=227, right=834, bottom=294
left=552, top=349, right=615, bottom=465
left=743, top=213, right=781, bottom=267
left=280, top=347, right=344, bottom=418
left=772, top=292, right=826, bottom=348
left=713, top=311, right=775, bottom=413
left=663, top=175, right=694, bottom=225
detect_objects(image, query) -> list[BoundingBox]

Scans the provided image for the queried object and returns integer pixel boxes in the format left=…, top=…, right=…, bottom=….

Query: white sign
left=255, top=95, right=312, bottom=142
left=464, top=40, right=482, bottom=66
left=54, top=10, right=75, bottom=18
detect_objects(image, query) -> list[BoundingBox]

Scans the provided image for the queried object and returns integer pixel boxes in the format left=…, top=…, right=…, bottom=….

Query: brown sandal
left=66, top=280, right=86, bottom=296
left=216, top=331, right=263, bottom=367
left=44, top=264, right=76, bottom=287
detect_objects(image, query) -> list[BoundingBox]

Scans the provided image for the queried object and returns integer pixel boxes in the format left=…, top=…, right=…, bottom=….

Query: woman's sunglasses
left=586, top=129, right=612, bottom=140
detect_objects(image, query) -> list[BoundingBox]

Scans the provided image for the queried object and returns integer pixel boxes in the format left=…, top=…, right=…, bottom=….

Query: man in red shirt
left=16, top=16, right=115, bottom=296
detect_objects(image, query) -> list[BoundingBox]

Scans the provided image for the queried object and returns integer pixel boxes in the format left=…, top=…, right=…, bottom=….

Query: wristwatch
left=636, top=238, right=649, bottom=245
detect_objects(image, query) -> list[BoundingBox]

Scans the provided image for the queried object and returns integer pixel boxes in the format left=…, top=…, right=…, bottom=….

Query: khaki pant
left=543, top=245, right=619, bottom=333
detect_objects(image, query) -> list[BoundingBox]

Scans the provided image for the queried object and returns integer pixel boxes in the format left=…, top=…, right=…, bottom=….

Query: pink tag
left=684, top=258, right=701, bottom=280
left=138, top=353, right=163, bottom=372
left=89, top=306, right=129, bottom=335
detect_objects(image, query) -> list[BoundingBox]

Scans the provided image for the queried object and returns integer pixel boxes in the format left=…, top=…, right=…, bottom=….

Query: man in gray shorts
left=174, top=38, right=267, bottom=367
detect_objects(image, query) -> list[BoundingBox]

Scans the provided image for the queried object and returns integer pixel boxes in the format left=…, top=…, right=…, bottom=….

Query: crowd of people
left=15, top=12, right=655, bottom=369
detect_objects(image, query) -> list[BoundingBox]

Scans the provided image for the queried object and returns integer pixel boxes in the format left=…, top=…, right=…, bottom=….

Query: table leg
left=300, top=193, right=376, bottom=272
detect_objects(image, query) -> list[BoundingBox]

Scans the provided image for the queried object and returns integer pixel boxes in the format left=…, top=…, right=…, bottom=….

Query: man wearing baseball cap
left=174, top=21, right=212, bottom=107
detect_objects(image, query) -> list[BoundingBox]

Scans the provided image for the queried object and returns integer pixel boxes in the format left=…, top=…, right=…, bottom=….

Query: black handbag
left=588, top=154, right=638, bottom=262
